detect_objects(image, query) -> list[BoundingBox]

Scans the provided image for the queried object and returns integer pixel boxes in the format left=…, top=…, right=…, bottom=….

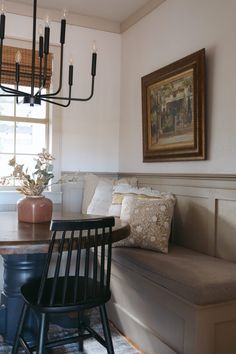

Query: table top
left=0, top=212, right=130, bottom=255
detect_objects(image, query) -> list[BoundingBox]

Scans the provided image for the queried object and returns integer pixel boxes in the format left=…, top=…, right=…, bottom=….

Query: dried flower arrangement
left=7, top=149, right=54, bottom=196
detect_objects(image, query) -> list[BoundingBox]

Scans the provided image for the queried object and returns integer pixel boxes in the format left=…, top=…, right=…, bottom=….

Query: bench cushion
left=111, top=245, right=236, bottom=305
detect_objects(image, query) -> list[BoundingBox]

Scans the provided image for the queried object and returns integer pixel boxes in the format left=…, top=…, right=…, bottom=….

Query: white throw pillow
left=114, top=194, right=176, bottom=253
left=83, top=175, right=138, bottom=215
left=82, top=173, right=137, bottom=214
left=87, top=179, right=113, bottom=215
left=82, top=173, right=99, bottom=214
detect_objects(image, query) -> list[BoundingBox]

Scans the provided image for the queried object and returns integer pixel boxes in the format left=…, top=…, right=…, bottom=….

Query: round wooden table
left=0, top=211, right=130, bottom=344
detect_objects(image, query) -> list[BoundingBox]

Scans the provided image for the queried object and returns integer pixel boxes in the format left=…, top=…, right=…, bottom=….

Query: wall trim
left=61, top=171, right=236, bottom=189
left=5, top=1, right=121, bottom=34
left=118, top=172, right=236, bottom=190
left=121, top=0, right=166, bottom=33
left=6, top=0, right=166, bottom=34
left=118, top=172, right=236, bottom=180
left=62, top=171, right=118, bottom=181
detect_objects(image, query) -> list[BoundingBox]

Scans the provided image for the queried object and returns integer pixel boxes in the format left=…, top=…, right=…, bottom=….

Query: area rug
left=0, top=310, right=140, bottom=353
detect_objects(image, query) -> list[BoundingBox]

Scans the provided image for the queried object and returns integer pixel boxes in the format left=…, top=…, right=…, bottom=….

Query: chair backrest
left=36, top=216, right=115, bottom=307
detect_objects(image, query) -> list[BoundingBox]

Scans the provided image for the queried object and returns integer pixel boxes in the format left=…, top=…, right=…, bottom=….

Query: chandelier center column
left=31, top=0, right=37, bottom=102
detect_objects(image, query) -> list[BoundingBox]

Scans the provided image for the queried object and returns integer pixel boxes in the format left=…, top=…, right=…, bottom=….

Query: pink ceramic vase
left=17, top=195, right=53, bottom=223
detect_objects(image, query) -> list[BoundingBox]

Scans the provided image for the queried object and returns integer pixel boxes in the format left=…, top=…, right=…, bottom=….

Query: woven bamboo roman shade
left=1, top=46, right=53, bottom=88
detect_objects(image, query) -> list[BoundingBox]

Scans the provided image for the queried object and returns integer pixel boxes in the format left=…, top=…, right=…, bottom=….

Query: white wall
left=5, top=12, right=121, bottom=173
left=6, top=0, right=236, bottom=175
left=60, top=25, right=121, bottom=172
left=119, top=0, right=236, bottom=174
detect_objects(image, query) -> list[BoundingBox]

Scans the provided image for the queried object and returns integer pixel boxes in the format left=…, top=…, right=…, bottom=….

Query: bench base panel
left=108, top=259, right=236, bottom=354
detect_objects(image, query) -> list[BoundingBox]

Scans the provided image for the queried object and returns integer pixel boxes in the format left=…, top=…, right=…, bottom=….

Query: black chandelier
left=0, top=0, right=97, bottom=107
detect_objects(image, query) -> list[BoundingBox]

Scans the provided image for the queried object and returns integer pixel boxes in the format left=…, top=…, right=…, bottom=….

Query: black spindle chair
left=11, top=216, right=115, bottom=354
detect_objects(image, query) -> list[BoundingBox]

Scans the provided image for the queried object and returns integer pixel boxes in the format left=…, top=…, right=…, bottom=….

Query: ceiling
left=13, top=0, right=152, bottom=22
left=6, top=0, right=165, bottom=32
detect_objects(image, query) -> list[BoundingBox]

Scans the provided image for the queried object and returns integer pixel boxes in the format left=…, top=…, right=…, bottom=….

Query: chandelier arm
left=36, top=35, right=44, bottom=95
left=36, top=44, right=64, bottom=98
left=34, top=52, right=48, bottom=92
left=45, top=44, right=63, bottom=96
left=0, top=84, right=28, bottom=95
left=41, top=97, right=71, bottom=107
left=39, top=55, right=42, bottom=89
left=41, top=85, right=72, bottom=107
left=16, top=80, right=20, bottom=104
left=41, top=76, right=95, bottom=102
left=0, top=85, right=18, bottom=94
left=43, top=53, right=48, bottom=87
left=0, top=92, right=27, bottom=97
left=34, top=56, right=46, bottom=97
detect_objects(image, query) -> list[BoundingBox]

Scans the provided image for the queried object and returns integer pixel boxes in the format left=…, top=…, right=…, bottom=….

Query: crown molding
left=5, top=0, right=166, bottom=34
left=120, top=0, right=166, bottom=33
left=4, top=1, right=121, bottom=33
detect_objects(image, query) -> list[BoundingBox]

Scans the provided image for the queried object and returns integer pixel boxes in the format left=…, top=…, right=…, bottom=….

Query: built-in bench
left=62, top=172, right=236, bottom=354
left=106, top=174, right=236, bottom=354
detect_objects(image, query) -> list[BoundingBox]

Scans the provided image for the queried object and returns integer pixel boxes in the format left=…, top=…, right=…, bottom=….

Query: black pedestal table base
left=0, top=253, right=46, bottom=344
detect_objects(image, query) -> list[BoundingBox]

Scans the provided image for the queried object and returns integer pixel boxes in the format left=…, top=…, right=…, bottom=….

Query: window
left=0, top=42, right=61, bottom=199
left=0, top=85, right=49, bottom=186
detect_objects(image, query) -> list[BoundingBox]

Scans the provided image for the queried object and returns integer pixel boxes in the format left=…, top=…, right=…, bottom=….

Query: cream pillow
left=114, top=195, right=175, bottom=253
left=108, top=185, right=171, bottom=218
left=82, top=173, right=99, bottom=214
left=113, top=177, right=137, bottom=187
left=87, top=179, right=113, bottom=215
left=82, top=174, right=138, bottom=214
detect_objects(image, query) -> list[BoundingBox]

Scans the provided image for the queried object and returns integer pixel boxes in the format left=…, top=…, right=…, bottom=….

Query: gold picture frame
left=142, top=49, right=206, bottom=162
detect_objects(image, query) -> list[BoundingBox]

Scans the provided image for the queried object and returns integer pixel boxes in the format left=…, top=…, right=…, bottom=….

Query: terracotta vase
left=17, top=195, right=53, bottom=223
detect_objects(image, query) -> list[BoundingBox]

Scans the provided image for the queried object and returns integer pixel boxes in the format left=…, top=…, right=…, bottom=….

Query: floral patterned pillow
left=108, top=185, right=173, bottom=218
left=114, top=195, right=175, bottom=253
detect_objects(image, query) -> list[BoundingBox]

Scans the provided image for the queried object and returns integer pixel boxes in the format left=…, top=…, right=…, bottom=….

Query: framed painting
left=142, top=49, right=206, bottom=162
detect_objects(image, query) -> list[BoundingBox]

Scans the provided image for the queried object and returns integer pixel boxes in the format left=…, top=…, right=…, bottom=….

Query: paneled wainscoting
left=118, top=173, right=236, bottom=262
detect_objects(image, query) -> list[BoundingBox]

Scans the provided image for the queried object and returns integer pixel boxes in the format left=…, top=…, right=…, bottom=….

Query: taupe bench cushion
left=111, top=245, right=236, bottom=305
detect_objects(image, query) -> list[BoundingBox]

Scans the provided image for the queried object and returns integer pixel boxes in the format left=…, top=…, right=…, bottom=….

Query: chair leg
left=37, top=313, right=47, bottom=354
left=78, top=311, right=84, bottom=352
left=100, top=305, right=114, bottom=354
left=11, top=302, right=28, bottom=354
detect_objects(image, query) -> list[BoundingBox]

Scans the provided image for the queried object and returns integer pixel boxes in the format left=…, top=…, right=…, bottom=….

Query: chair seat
left=21, top=276, right=111, bottom=312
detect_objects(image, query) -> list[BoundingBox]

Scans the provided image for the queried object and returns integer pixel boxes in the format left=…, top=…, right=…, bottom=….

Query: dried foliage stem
left=7, top=149, right=55, bottom=196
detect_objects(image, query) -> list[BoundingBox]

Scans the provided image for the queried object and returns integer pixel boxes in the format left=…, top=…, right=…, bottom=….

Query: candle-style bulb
left=15, top=50, right=22, bottom=64
left=44, top=21, right=50, bottom=55
left=62, top=8, right=67, bottom=19
left=45, top=15, right=50, bottom=27
left=15, top=50, right=21, bottom=84
left=60, top=10, right=66, bottom=44
left=1, top=1, right=5, bottom=14
left=91, top=42, right=97, bottom=76
left=92, top=40, right=97, bottom=53
left=38, top=24, right=43, bottom=36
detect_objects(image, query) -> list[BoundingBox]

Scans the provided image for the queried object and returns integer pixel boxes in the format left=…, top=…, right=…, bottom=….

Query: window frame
left=0, top=87, right=50, bottom=190
left=0, top=39, right=62, bottom=207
